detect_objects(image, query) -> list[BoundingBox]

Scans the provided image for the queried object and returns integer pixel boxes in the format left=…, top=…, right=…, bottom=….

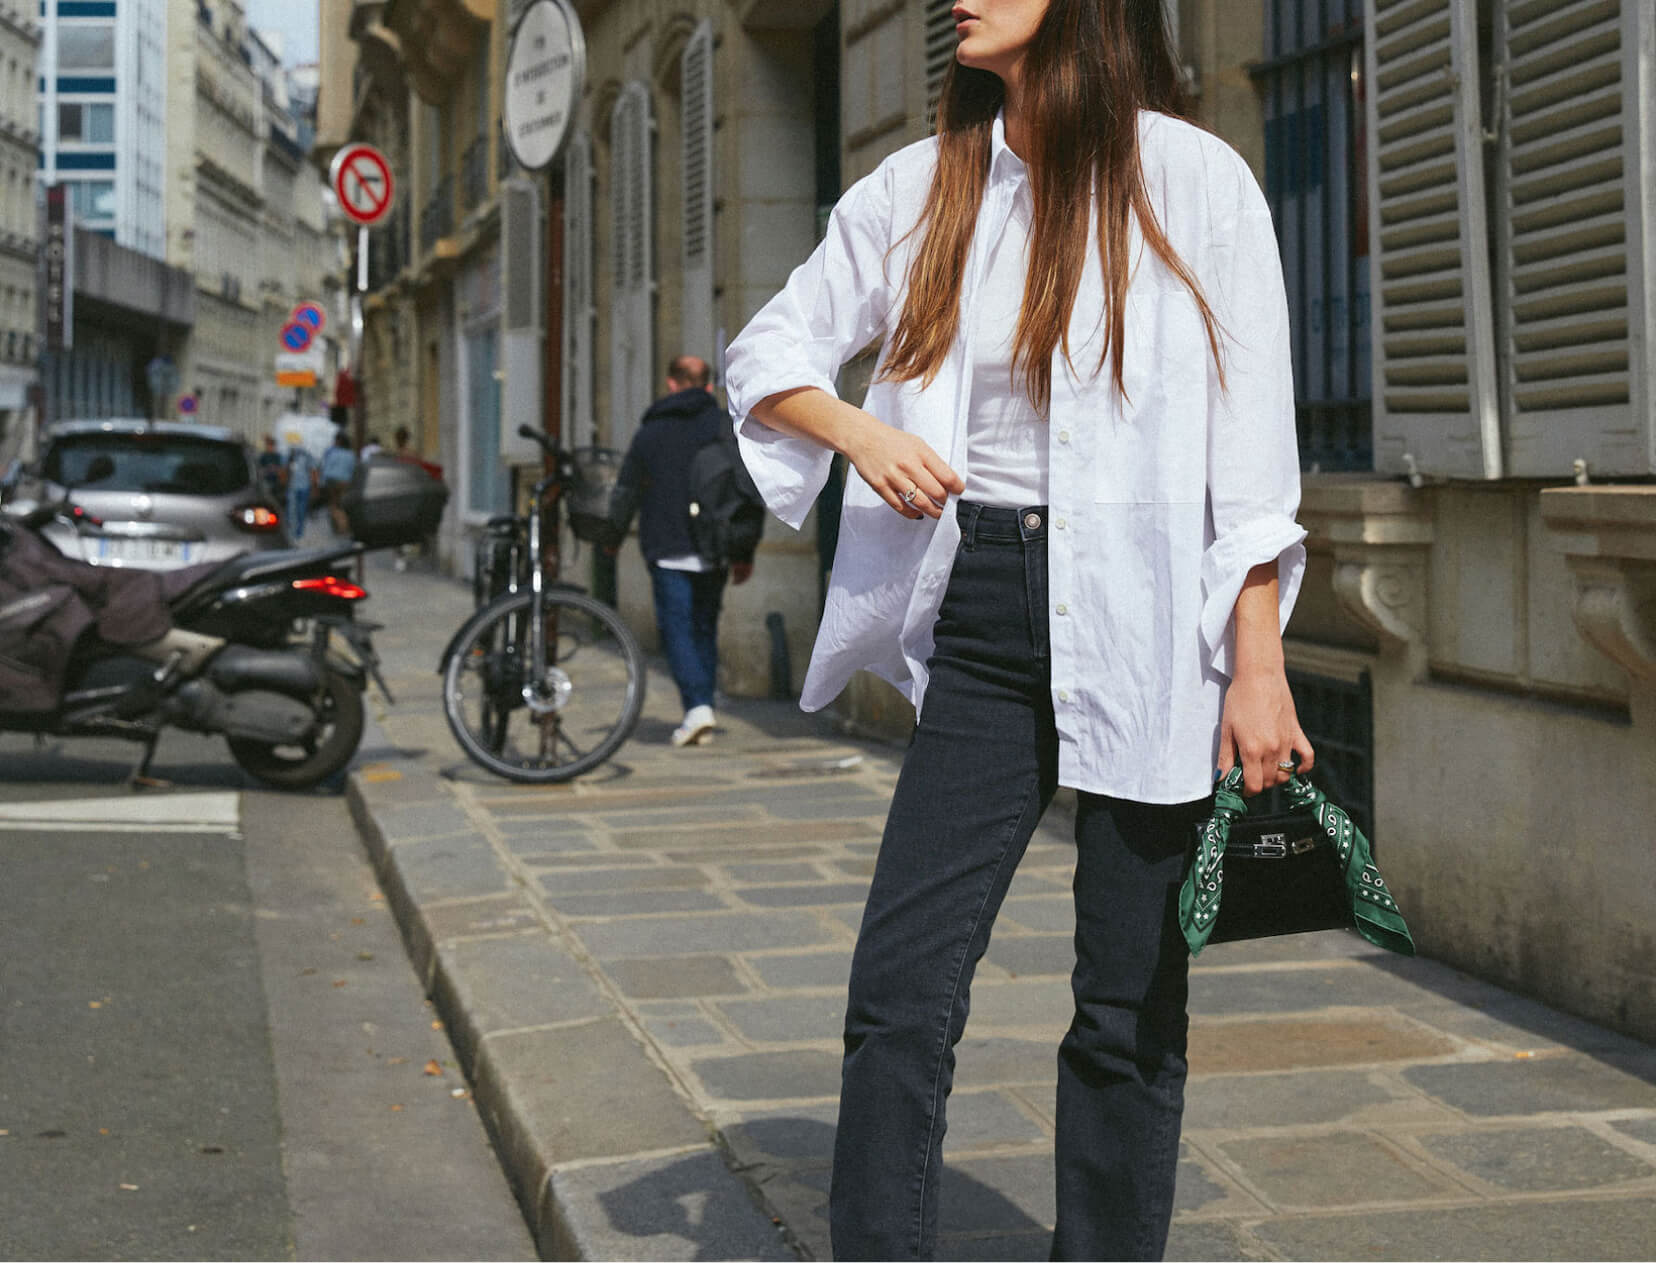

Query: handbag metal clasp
left=1290, top=835, right=1319, bottom=855
left=1253, top=833, right=1288, bottom=859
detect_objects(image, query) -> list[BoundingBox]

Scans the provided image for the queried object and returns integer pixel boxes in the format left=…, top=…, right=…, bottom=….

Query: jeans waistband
left=957, top=501, right=1050, bottom=547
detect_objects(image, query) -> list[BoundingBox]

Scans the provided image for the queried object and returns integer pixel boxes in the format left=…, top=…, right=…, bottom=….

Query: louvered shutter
left=681, top=21, right=716, bottom=362
left=924, top=0, right=956, bottom=127
left=609, top=83, right=654, bottom=450
left=564, top=130, right=595, bottom=447
left=1363, top=0, right=1502, bottom=479
left=1496, top=0, right=1655, bottom=477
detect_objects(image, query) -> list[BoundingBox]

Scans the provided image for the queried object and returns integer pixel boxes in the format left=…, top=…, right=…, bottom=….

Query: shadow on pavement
left=1358, top=948, right=1656, bottom=1083
left=590, top=1120, right=1048, bottom=1262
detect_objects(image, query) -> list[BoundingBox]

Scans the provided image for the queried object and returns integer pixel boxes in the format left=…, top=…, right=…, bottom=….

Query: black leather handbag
left=1179, top=766, right=1414, bottom=957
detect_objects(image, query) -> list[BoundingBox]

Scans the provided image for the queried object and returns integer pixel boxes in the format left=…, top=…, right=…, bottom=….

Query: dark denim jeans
left=830, top=502, right=1209, bottom=1261
left=649, top=564, right=725, bottom=712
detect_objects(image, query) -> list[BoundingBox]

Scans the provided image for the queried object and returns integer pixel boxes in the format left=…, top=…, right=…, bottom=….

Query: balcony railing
left=419, top=175, right=454, bottom=253
left=460, top=136, right=488, bottom=213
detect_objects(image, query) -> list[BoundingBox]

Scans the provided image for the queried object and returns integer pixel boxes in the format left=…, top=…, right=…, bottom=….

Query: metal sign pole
left=356, top=226, right=369, bottom=293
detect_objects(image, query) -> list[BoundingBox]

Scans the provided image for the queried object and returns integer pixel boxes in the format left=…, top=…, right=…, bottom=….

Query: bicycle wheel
left=442, top=588, right=646, bottom=783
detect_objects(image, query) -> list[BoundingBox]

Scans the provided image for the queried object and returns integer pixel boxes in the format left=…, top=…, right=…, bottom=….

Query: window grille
left=1254, top=0, right=1380, bottom=473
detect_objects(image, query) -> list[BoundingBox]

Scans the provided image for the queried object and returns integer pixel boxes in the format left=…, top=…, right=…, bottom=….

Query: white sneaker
left=671, top=705, right=715, bottom=747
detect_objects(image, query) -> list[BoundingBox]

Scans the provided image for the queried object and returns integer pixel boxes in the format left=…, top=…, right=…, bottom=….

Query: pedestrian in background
left=257, top=436, right=283, bottom=502
left=361, top=433, right=383, bottom=464
left=725, top=0, right=1311, bottom=1257
left=320, top=431, right=357, bottom=537
left=284, top=441, right=318, bottom=540
left=614, top=355, right=754, bottom=748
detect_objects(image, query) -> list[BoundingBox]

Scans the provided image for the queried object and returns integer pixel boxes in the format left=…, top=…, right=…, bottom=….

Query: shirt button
left=1055, top=517, right=1067, bottom=530
left=1056, top=603, right=1068, bottom=616
left=1058, top=429, right=1071, bottom=443
left=1057, top=689, right=1070, bottom=703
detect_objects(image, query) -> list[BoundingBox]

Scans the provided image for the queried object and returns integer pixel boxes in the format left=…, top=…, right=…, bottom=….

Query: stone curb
left=346, top=717, right=795, bottom=1261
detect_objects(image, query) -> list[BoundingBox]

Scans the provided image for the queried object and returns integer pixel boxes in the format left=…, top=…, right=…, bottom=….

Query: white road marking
left=0, top=792, right=241, bottom=833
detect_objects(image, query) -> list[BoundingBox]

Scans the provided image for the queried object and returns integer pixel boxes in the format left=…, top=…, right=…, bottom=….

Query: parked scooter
left=0, top=496, right=390, bottom=789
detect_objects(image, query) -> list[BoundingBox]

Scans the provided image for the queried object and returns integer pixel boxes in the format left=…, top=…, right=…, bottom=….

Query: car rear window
left=43, top=432, right=252, bottom=496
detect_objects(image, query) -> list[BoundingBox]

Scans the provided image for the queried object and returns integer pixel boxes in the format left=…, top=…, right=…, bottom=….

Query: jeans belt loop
left=958, top=501, right=980, bottom=549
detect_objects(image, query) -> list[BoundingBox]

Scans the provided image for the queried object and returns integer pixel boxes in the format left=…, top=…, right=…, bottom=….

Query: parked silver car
left=9, top=419, right=291, bottom=569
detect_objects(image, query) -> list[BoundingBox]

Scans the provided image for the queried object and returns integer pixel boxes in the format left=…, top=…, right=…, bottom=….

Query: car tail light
left=231, top=505, right=282, bottom=532
left=69, top=505, right=104, bottom=529
left=292, top=575, right=367, bottom=600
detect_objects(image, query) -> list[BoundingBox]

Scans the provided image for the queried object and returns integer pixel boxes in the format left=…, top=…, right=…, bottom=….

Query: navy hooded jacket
left=615, top=387, right=731, bottom=565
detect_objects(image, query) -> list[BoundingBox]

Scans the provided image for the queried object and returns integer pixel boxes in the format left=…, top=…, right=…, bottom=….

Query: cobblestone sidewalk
left=346, top=556, right=1656, bottom=1261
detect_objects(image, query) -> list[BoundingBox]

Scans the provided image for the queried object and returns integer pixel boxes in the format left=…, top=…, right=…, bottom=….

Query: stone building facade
left=320, top=0, right=1656, bottom=1039
left=0, top=1, right=37, bottom=454
left=166, top=0, right=335, bottom=441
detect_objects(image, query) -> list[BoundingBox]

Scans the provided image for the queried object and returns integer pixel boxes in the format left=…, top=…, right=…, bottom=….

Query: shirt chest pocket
left=1091, top=286, right=1210, bottom=505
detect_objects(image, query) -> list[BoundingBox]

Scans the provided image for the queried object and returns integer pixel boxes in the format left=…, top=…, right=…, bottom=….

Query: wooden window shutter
left=1363, top=0, right=1502, bottom=479
left=924, top=0, right=956, bottom=127
left=564, top=130, right=595, bottom=447
left=681, top=20, right=715, bottom=362
left=609, top=83, right=654, bottom=450
left=1495, top=0, right=1655, bottom=477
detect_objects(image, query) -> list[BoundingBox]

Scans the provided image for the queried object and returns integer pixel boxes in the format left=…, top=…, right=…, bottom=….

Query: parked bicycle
left=438, top=426, right=645, bottom=783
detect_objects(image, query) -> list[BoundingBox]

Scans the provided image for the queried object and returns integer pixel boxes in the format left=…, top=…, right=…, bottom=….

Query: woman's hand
left=1218, top=666, right=1314, bottom=795
left=1222, top=560, right=1315, bottom=795
left=751, top=388, right=963, bottom=520
left=841, top=422, right=964, bottom=521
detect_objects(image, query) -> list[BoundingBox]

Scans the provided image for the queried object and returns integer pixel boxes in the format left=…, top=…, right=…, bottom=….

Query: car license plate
left=93, top=536, right=193, bottom=565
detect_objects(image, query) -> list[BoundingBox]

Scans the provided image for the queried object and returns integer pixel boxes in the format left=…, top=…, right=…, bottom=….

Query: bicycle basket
left=566, top=446, right=626, bottom=549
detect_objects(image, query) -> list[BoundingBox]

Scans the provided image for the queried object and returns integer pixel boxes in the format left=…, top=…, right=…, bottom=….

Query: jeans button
left=1023, top=512, right=1042, bottom=530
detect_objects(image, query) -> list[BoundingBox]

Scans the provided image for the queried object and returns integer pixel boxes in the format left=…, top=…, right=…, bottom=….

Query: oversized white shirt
left=724, top=111, right=1307, bottom=804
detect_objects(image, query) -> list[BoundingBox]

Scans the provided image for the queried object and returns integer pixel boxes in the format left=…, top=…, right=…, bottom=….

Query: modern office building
left=38, top=0, right=168, bottom=259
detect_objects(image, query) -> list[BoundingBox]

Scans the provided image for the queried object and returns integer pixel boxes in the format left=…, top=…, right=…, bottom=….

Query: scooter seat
left=170, top=545, right=361, bottom=613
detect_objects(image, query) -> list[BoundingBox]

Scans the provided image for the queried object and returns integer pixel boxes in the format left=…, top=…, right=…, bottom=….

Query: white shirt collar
left=989, top=111, right=1029, bottom=188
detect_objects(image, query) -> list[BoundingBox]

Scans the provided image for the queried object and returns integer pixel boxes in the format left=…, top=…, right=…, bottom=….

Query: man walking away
left=615, top=355, right=756, bottom=747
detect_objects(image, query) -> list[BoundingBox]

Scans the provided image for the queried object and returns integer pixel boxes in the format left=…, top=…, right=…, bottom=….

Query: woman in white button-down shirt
left=725, top=1, right=1314, bottom=1257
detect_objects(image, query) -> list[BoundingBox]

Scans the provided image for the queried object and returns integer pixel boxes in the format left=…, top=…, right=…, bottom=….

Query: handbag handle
left=1179, top=766, right=1415, bottom=958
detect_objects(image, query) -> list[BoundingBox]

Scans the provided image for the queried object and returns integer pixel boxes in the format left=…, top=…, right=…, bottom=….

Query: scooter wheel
left=227, top=668, right=365, bottom=790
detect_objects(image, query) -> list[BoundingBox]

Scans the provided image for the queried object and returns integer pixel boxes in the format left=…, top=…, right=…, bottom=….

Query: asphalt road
left=0, top=731, right=535, bottom=1261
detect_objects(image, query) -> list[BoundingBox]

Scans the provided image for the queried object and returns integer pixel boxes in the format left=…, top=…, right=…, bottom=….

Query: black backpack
left=686, top=435, right=765, bottom=569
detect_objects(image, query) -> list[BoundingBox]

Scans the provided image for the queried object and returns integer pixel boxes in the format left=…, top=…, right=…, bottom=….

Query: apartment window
left=69, top=179, right=116, bottom=221
left=58, top=103, right=115, bottom=143
left=1252, top=0, right=1370, bottom=473
left=58, top=23, right=117, bottom=73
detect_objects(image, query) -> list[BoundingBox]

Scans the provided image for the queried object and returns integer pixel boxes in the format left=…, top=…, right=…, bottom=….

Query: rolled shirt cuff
left=1199, top=516, right=1308, bottom=678
left=726, top=345, right=842, bottom=531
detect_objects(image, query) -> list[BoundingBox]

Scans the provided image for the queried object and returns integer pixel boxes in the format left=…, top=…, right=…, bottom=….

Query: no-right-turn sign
left=330, top=143, right=396, bottom=227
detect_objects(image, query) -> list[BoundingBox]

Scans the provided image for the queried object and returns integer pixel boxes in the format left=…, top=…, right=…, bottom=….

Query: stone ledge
left=1539, top=486, right=1656, bottom=684
left=1299, top=475, right=1435, bottom=677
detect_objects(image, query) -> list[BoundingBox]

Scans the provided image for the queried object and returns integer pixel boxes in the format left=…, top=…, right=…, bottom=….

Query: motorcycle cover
left=0, top=523, right=199, bottom=715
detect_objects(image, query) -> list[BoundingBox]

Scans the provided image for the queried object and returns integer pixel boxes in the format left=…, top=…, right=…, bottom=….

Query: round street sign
left=330, top=143, right=396, bottom=227
left=178, top=394, right=198, bottom=416
left=280, top=321, right=314, bottom=353
left=291, top=301, right=326, bottom=333
left=503, top=0, right=585, bottom=173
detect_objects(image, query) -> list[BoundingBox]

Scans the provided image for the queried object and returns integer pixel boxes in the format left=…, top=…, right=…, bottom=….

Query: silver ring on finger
left=901, top=486, right=920, bottom=506
left=1276, top=760, right=1296, bottom=772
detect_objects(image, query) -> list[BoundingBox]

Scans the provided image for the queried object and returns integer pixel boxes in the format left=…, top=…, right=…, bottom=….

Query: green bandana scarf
left=1179, top=767, right=1415, bottom=958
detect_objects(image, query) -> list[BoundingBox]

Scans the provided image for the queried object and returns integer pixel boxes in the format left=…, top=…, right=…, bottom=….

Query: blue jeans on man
left=649, top=564, right=725, bottom=713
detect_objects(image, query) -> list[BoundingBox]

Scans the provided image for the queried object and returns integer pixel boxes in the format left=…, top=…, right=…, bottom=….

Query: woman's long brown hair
left=880, top=0, right=1224, bottom=413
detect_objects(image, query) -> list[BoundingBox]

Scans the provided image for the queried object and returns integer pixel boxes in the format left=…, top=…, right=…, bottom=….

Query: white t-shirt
left=963, top=144, right=1048, bottom=509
